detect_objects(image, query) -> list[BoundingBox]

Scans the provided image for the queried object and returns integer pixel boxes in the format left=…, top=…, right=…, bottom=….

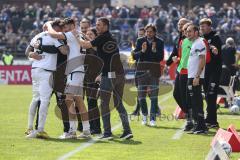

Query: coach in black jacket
left=200, top=18, right=222, bottom=129
left=132, top=24, right=164, bottom=126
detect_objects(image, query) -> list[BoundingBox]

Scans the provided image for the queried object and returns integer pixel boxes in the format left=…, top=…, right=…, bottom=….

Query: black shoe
left=193, top=129, right=208, bottom=134
left=208, top=123, right=220, bottom=129
left=205, top=121, right=219, bottom=129
left=98, top=134, right=113, bottom=140
left=183, top=122, right=194, bottom=131
left=120, top=132, right=133, bottom=140
left=205, top=122, right=211, bottom=128
left=188, top=125, right=208, bottom=134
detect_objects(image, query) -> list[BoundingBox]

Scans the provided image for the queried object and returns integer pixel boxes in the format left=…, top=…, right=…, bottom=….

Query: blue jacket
left=133, top=36, right=164, bottom=77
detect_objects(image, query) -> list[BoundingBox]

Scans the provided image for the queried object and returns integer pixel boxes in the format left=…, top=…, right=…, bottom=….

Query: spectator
left=20, top=15, right=34, bottom=31
left=0, top=1, right=240, bottom=57
left=100, top=3, right=111, bottom=17
left=118, top=5, right=129, bottom=18
left=140, top=6, right=149, bottom=20
left=1, top=50, right=14, bottom=65
left=17, top=36, right=28, bottom=52
left=64, top=3, right=73, bottom=17
left=222, top=37, right=237, bottom=76
left=134, top=18, right=144, bottom=34
left=120, top=20, right=131, bottom=41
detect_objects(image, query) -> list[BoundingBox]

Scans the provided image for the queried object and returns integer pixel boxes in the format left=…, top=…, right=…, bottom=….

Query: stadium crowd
left=0, top=1, right=240, bottom=56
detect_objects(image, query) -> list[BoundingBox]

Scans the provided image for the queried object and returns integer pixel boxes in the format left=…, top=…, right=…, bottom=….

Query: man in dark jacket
left=132, top=24, right=164, bottom=126
left=166, top=18, right=189, bottom=117
left=200, top=18, right=222, bottom=129
left=222, top=37, right=237, bottom=77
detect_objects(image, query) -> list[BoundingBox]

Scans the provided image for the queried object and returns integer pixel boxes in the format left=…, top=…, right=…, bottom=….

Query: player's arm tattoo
left=58, top=45, right=70, bottom=55
left=25, top=45, right=34, bottom=57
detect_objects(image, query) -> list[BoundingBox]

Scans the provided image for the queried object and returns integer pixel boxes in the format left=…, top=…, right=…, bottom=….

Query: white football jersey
left=188, top=37, right=206, bottom=78
left=30, top=32, right=63, bottom=71
left=64, top=31, right=85, bottom=73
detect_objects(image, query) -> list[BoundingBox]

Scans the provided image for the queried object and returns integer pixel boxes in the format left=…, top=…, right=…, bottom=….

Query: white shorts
left=31, top=68, right=53, bottom=102
left=65, top=71, right=85, bottom=96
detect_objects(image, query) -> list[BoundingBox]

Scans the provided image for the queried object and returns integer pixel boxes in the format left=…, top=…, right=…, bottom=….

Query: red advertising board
left=0, top=65, right=32, bottom=84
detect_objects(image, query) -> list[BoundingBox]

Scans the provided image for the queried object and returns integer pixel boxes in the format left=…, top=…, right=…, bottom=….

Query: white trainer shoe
left=26, top=130, right=38, bottom=138
left=65, top=132, right=77, bottom=139
left=142, top=116, right=147, bottom=125
left=149, top=120, right=156, bottom=127
left=58, top=132, right=70, bottom=139
left=78, top=130, right=91, bottom=139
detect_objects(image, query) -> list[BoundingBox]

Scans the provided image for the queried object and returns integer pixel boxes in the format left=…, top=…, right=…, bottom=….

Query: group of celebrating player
left=25, top=17, right=133, bottom=140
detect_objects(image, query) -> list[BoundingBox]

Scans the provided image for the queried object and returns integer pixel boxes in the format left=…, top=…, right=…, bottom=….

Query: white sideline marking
left=58, top=89, right=173, bottom=160
left=172, top=123, right=186, bottom=140
left=57, top=123, right=122, bottom=160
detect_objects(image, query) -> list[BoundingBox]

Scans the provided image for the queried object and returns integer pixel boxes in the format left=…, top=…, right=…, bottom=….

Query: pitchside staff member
left=76, top=17, right=133, bottom=140
left=200, top=18, right=222, bottom=129
left=132, top=24, right=164, bottom=126
left=166, top=18, right=189, bottom=115
left=131, top=27, right=145, bottom=116
left=83, top=27, right=102, bottom=134
left=175, top=22, right=194, bottom=131
left=77, top=20, right=101, bottom=135
left=186, top=25, right=207, bottom=134
left=130, top=28, right=161, bottom=117
left=166, top=18, right=189, bottom=66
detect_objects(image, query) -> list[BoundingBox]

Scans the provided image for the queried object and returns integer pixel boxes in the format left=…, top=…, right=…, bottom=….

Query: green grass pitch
left=0, top=84, right=239, bottom=160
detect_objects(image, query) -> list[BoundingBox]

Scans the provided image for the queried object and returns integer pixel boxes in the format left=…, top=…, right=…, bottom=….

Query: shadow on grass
left=185, top=130, right=217, bottom=137
left=41, top=135, right=142, bottom=145
left=145, top=125, right=182, bottom=130
left=43, top=137, right=108, bottom=144
left=111, top=139, right=142, bottom=145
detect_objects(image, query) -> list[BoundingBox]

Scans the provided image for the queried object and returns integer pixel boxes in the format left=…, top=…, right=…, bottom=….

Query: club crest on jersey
left=102, top=41, right=118, bottom=54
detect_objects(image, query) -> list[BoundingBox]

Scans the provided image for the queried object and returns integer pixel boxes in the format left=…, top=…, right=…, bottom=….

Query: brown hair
left=63, top=17, right=75, bottom=25
left=199, top=18, right=212, bottom=26
left=139, top=27, right=145, bottom=32
left=97, top=17, right=110, bottom=29
left=183, top=22, right=192, bottom=31
left=144, top=23, right=157, bottom=33
left=88, top=27, right=98, bottom=37
left=188, top=24, right=199, bottom=33
left=52, top=19, right=63, bottom=28
left=80, top=18, right=91, bottom=26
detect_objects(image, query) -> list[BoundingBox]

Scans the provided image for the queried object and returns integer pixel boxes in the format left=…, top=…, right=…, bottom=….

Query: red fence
left=0, top=65, right=32, bottom=84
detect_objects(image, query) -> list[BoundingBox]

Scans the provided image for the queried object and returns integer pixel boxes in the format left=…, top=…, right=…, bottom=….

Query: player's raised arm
left=72, top=30, right=93, bottom=49
left=46, top=22, right=66, bottom=40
